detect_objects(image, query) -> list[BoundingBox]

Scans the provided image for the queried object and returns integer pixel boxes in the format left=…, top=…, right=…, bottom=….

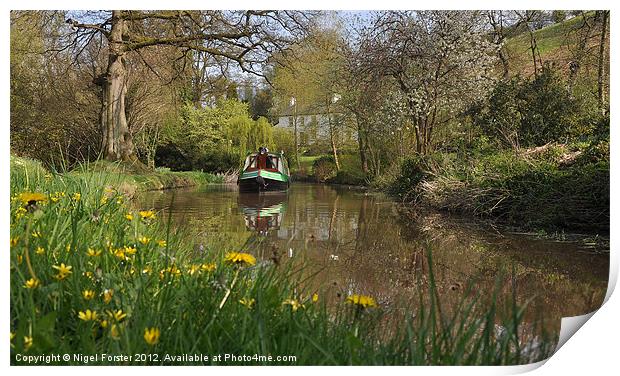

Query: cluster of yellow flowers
left=125, top=210, right=157, bottom=222
left=50, top=191, right=66, bottom=203
left=13, top=184, right=385, bottom=354
left=139, top=210, right=156, bottom=220
left=159, top=265, right=182, bottom=280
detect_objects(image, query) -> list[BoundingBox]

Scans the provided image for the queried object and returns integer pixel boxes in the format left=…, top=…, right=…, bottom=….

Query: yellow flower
left=112, top=248, right=127, bottom=260
left=82, top=290, right=96, bottom=300
left=66, top=244, right=71, bottom=252
left=224, top=252, right=256, bottom=267
left=239, top=298, right=256, bottom=309
left=52, top=263, right=73, bottom=280
left=346, top=294, right=378, bottom=309
left=125, top=213, right=134, bottom=221
left=100, top=320, right=109, bottom=328
left=16, top=254, right=23, bottom=264
left=187, top=264, right=201, bottom=276
left=138, top=236, right=151, bottom=245
left=312, top=293, right=319, bottom=303
left=106, top=309, right=127, bottom=322
left=123, top=246, right=137, bottom=256
left=142, top=266, right=152, bottom=275
left=35, top=246, right=45, bottom=255
left=31, top=230, right=41, bottom=238
left=72, top=192, right=81, bottom=201
left=144, top=327, right=160, bottom=345
left=10, top=237, right=19, bottom=247
left=50, top=191, right=65, bottom=203
left=282, top=298, right=305, bottom=312
left=139, top=210, right=156, bottom=220
left=15, top=207, right=27, bottom=219
left=103, top=289, right=114, bottom=304
left=156, top=239, right=167, bottom=247
left=201, top=263, right=216, bottom=272
left=24, top=336, right=33, bottom=351
left=24, top=278, right=40, bottom=289
left=86, top=248, right=102, bottom=257
left=19, top=192, right=47, bottom=205
left=100, top=196, right=108, bottom=204
left=78, top=309, right=98, bottom=321
left=159, top=266, right=181, bottom=280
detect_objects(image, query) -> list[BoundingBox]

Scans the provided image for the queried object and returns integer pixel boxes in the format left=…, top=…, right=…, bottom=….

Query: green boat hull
left=238, top=170, right=290, bottom=192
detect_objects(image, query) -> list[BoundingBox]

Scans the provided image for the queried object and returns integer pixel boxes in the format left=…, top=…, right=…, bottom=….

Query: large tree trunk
left=100, top=11, right=138, bottom=162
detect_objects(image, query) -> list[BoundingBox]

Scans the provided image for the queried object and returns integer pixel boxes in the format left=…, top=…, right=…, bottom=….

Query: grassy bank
left=292, top=154, right=368, bottom=186
left=70, top=160, right=224, bottom=193
left=9, top=156, right=554, bottom=365
left=380, top=143, right=609, bottom=234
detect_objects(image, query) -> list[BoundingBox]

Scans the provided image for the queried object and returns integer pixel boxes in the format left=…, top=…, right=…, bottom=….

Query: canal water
left=138, top=183, right=609, bottom=336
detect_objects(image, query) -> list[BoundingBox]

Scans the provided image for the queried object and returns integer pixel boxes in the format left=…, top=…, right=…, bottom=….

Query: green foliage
left=387, top=156, right=430, bottom=200
left=159, top=99, right=276, bottom=172
left=272, top=128, right=297, bottom=166
left=312, top=156, right=337, bottom=182
left=551, top=10, right=567, bottom=23
left=10, top=12, right=100, bottom=168
left=328, top=155, right=367, bottom=186
left=475, top=67, right=595, bottom=148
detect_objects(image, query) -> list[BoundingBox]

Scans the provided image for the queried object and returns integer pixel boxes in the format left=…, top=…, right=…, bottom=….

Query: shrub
left=387, top=156, right=429, bottom=200
left=475, top=66, right=595, bottom=148
left=312, top=155, right=337, bottom=182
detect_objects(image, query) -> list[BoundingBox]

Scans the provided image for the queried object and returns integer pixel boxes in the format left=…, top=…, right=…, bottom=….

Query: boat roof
left=246, top=152, right=284, bottom=157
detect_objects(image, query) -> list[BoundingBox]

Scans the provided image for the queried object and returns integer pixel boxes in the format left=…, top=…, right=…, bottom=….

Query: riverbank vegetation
left=10, top=163, right=555, bottom=364
left=11, top=156, right=223, bottom=198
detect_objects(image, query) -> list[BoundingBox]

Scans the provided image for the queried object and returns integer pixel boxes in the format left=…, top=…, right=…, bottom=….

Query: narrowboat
left=237, top=147, right=291, bottom=192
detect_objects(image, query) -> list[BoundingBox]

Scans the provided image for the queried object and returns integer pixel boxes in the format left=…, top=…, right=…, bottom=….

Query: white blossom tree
left=358, top=11, right=499, bottom=154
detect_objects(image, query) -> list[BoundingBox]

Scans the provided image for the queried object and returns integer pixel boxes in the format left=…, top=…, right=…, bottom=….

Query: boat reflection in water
left=237, top=192, right=287, bottom=236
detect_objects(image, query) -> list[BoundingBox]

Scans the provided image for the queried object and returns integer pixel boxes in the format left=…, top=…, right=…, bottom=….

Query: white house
left=274, top=97, right=354, bottom=146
